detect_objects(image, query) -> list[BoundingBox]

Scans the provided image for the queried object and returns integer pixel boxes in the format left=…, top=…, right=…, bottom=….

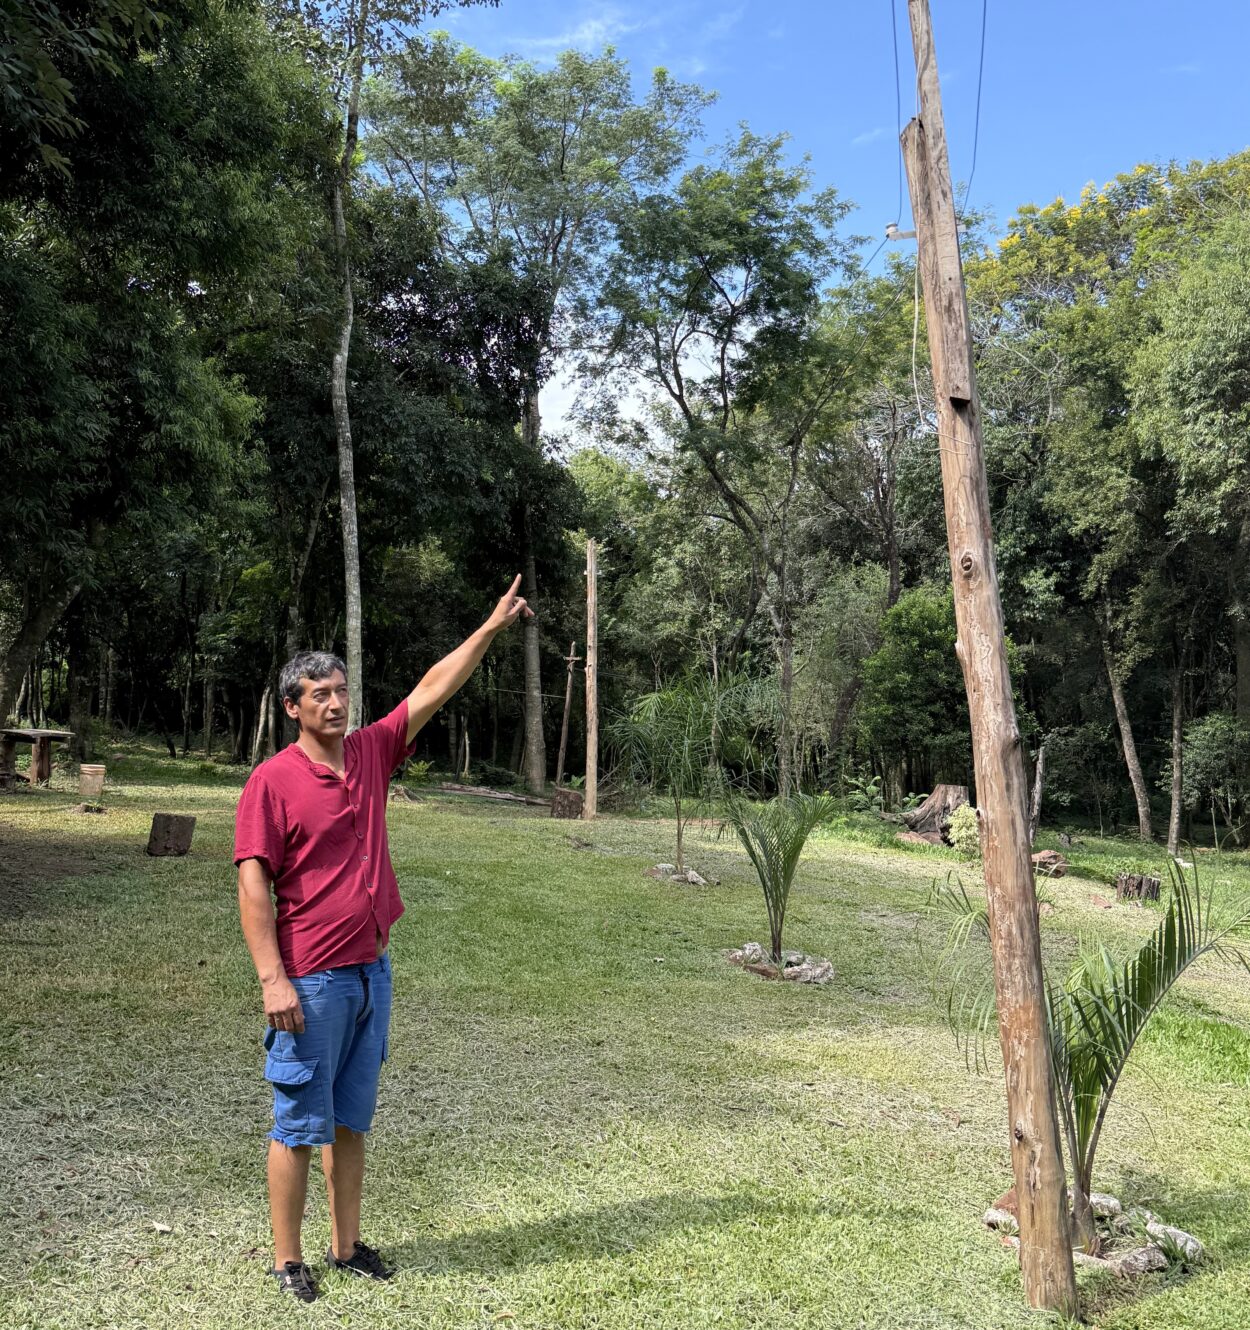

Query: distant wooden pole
left=902, top=0, right=1077, bottom=1315
left=584, top=540, right=598, bottom=819
left=555, top=641, right=581, bottom=787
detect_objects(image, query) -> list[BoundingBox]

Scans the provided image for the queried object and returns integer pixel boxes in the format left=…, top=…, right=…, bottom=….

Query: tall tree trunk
left=1167, top=667, right=1184, bottom=859
left=447, top=711, right=458, bottom=771
left=251, top=682, right=272, bottom=767
left=104, top=647, right=116, bottom=728
left=521, top=536, right=546, bottom=793
left=329, top=0, right=370, bottom=732
left=1100, top=624, right=1153, bottom=841
left=203, top=670, right=215, bottom=757
left=0, top=580, right=81, bottom=722
left=520, top=391, right=547, bottom=792
left=1028, top=741, right=1046, bottom=846
left=1235, top=514, right=1250, bottom=720
left=771, top=605, right=794, bottom=798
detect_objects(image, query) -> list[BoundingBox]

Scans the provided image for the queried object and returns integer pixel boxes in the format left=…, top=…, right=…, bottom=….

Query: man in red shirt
left=234, top=577, right=530, bottom=1302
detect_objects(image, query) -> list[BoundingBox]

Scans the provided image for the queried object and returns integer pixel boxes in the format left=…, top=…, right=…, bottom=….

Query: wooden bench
left=0, top=728, right=75, bottom=787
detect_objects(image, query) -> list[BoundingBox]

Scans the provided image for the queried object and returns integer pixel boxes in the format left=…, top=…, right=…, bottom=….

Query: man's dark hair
left=279, top=651, right=348, bottom=707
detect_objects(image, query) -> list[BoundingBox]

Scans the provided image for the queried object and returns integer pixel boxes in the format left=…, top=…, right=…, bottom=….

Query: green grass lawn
left=2, top=747, right=1249, bottom=1329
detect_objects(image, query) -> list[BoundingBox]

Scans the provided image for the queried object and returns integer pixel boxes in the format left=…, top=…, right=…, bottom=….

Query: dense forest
left=4, top=0, right=1249, bottom=847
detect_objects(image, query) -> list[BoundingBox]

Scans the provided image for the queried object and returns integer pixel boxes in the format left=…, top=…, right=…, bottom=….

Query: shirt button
left=361, top=855, right=368, bottom=863
left=356, top=831, right=363, bottom=840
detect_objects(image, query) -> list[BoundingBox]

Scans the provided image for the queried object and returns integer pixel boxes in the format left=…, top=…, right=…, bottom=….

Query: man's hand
left=485, top=574, right=533, bottom=635
left=263, top=974, right=305, bottom=1033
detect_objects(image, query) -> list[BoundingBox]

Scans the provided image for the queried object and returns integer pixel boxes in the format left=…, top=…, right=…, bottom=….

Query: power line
left=890, top=0, right=904, bottom=225
left=958, top=0, right=988, bottom=220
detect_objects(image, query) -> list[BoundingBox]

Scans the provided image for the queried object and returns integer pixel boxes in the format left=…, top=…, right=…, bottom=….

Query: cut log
left=1031, top=850, right=1068, bottom=878
left=1115, top=873, right=1161, bottom=903
left=437, top=782, right=551, bottom=807
left=550, top=787, right=584, bottom=819
left=901, top=783, right=969, bottom=840
left=146, top=813, right=196, bottom=857
left=898, top=829, right=943, bottom=847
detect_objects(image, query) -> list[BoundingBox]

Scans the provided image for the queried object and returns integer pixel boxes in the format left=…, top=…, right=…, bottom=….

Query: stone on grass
left=783, top=958, right=834, bottom=985
left=1089, top=1192, right=1122, bottom=1218
left=1146, top=1221, right=1203, bottom=1261
left=1111, top=1244, right=1168, bottom=1276
left=1031, top=849, right=1068, bottom=877
left=983, top=1207, right=1018, bottom=1232
left=146, top=812, right=195, bottom=857
left=898, top=830, right=942, bottom=847
left=1072, top=1251, right=1112, bottom=1271
left=782, top=950, right=805, bottom=968
left=991, top=1186, right=1018, bottom=1218
left=740, top=941, right=766, bottom=965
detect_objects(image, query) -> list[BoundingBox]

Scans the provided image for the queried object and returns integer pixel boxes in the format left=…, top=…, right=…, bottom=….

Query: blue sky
left=437, top=0, right=1250, bottom=268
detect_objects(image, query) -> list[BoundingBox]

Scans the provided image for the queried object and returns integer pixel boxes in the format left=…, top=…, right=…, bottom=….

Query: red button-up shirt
left=233, top=700, right=415, bottom=978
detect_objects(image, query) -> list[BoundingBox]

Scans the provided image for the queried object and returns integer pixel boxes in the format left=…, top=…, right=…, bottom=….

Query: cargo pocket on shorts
left=263, top=1037, right=326, bottom=1140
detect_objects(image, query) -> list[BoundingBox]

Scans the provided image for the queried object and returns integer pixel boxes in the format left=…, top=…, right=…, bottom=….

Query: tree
left=589, top=129, right=858, bottom=793
left=611, top=673, right=765, bottom=873
left=369, top=38, right=707, bottom=786
left=0, top=0, right=332, bottom=722
left=723, top=793, right=835, bottom=964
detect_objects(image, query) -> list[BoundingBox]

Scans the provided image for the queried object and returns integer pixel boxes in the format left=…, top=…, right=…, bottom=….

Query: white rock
left=740, top=942, right=766, bottom=964
left=1128, top=1205, right=1160, bottom=1225
left=983, top=1207, right=1018, bottom=1232
left=1072, top=1250, right=1112, bottom=1270
left=1146, top=1221, right=1203, bottom=1261
left=1089, top=1192, right=1122, bottom=1218
left=655, top=864, right=676, bottom=874
left=782, top=950, right=805, bottom=968
left=684, top=870, right=708, bottom=886
left=1112, top=1244, right=1168, bottom=1276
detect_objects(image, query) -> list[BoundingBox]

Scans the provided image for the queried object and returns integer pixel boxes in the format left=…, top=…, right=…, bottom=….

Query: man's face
left=284, top=670, right=349, bottom=738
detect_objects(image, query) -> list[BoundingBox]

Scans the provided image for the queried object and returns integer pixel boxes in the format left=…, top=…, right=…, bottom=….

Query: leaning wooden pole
left=902, top=0, right=1077, bottom=1314
left=584, top=541, right=599, bottom=820
left=555, top=641, right=580, bottom=787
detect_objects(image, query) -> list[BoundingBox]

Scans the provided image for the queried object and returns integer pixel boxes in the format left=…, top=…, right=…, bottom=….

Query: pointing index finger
left=507, top=573, right=522, bottom=598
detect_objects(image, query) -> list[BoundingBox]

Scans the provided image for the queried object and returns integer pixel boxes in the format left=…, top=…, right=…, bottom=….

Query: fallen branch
left=437, top=782, right=551, bottom=807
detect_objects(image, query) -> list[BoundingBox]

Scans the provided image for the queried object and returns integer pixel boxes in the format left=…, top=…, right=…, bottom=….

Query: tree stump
left=146, top=813, right=196, bottom=857
left=1115, top=873, right=1160, bottom=903
left=550, top=787, right=585, bottom=819
left=79, top=764, right=106, bottom=800
left=1031, top=850, right=1068, bottom=878
left=901, top=784, right=969, bottom=841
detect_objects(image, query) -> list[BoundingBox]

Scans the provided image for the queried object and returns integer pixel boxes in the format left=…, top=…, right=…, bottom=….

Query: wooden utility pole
left=901, top=0, right=1077, bottom=1314
left=555, top=641, right=581, bottom=787
left=584, top=540, right=599, bottom=819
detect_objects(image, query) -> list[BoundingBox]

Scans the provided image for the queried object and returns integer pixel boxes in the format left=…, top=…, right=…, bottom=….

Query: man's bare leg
left=268, top=1140, right=313, bottom=1266
left=322, top=1126, right=366, bottom=1259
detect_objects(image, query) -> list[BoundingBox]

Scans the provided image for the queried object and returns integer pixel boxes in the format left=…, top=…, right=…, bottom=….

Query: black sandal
left=271, top=1260, right=319, bottom=1302
left=326, top=1240, right=395, bottom=1281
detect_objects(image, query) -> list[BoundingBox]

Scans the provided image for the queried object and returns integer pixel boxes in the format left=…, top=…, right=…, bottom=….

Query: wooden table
left=0, top=728, right=74, bottom=786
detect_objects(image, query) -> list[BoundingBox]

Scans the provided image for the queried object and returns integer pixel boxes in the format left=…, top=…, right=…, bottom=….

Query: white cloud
left=1164, top=61, right=1201, bottom=75
left=511, top=6, right=654, bottom=56
left=851, top=126, right=890, bottom=147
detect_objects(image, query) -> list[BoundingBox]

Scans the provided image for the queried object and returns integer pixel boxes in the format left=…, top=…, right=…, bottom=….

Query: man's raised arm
left=404, top=575, right=532, bottom=743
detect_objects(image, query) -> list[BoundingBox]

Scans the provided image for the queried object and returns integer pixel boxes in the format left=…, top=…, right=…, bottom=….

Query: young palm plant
left=931, top=864, right=1250, bottom=1254
left=610, top=673, right=768, bottom=873
left=1048, top=868, right=1250, bottom=1250
left=723, top=793, right=836, bottom=963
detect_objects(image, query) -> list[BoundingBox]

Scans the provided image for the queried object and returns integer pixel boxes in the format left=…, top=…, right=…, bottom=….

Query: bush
left=948, top=803, right=980, bottom=858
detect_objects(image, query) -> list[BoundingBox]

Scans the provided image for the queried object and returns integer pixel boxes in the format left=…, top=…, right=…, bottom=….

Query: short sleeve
left=233, top=769, right=288, bottom=880
left=353, top=698, right=416, bottom=778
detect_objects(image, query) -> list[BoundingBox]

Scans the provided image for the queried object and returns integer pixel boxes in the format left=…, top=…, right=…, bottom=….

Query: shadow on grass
left=387, top=1188, right=905, bottom=1276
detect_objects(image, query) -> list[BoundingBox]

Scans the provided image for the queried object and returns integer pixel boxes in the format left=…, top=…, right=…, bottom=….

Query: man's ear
left=281, top=695, right=301, bottom=720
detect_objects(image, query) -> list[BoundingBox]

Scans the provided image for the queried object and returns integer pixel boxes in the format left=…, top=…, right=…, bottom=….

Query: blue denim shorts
left=262, top=953, right=393, bottom=1147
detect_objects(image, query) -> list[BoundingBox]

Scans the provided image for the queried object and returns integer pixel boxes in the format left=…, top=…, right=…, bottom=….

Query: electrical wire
left=958, top=0, right=988, bottom=220
left=890, top=0, right=904, bottom=225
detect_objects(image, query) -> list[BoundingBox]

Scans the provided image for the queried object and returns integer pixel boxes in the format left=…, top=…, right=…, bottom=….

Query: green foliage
left=1181, top=713, right=1250, bottom=839
left=1047, top=865, right=1250, bottom=1236
left=859, top=586, right=970, bottom=786
left=722, top=792, right=837, bottom=963
left=947, top=804, right=980, bottom=859
left=610, top=673, right=769, bottom=870
left=844, top=774, right=883, bottom=814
